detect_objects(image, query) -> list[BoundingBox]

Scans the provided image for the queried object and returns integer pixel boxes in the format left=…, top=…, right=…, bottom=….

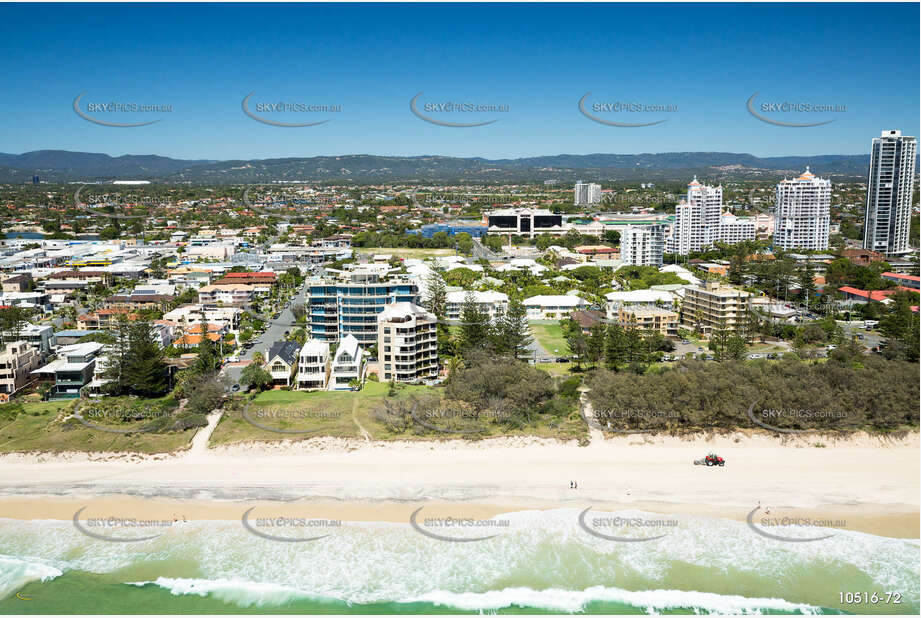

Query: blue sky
left=0, top=2, right=918, bottom=160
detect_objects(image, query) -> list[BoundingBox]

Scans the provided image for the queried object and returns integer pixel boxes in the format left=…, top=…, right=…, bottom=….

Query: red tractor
left=694, top=453, right=725, bottom=467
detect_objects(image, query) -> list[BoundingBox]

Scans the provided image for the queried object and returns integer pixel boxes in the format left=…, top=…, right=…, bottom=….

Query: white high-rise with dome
left=773, top=167, right=831, bottom=251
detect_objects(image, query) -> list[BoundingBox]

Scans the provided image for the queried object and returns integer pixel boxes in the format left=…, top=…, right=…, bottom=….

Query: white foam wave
left=0, top=555, right=63, bottom=599
left=135, top=577, right=822, bottom=614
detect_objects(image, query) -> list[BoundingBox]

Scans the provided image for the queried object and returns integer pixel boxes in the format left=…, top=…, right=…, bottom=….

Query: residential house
left=265, top=340, right=300, bottom=387
left=297, top=339, right=330, bottom=391
left=445, top=290, right=509, bottom=321
left=31, top=342, right=104, bottom=399
left=523, top=295, right=588, bottom=319
left=329, top=333, right=363, bottom=390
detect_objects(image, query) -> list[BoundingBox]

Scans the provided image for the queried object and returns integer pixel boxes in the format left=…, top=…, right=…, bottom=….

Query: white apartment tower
left=377, top=302, right=439, bottom=383
left=863, top=130, right=917, bottom=256
left=620, top=224, right=666, bottom=267
left=667, top=177, right=723, bottom=255
left=773, top=167, right=831, bottom=251
left=574, top=180, right=602, bottom=206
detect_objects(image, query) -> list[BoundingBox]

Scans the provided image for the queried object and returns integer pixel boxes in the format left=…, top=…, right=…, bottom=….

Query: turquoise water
left=0, top=509, right=916, bottom=614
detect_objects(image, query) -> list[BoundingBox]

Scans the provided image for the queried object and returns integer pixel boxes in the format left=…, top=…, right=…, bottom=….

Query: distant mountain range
left=0, top=149, right=882, bottom=184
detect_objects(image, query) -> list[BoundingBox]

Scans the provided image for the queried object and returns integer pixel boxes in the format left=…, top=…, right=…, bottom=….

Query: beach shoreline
left=0, top=431, right=917, bottom=538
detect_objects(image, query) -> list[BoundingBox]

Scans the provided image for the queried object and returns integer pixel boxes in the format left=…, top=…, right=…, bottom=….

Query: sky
left=0, top=2, right=918, bottom=160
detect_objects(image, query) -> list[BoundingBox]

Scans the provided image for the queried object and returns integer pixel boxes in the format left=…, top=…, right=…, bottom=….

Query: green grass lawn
left=529, top=321, right=571, bottom=356
left=213, top=379, right=589, bottom=443
left=0, top=398, right=198, bottom=454
left=533, top=362, right=574, bottom=377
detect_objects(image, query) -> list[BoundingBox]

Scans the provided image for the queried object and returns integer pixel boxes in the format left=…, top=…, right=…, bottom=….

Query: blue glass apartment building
left=307, top=272, right=419, bottom=345
left=408, top=222, right=488, bottom=239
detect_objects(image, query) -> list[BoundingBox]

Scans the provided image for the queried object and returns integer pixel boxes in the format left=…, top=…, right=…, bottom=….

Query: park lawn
left=211, top=388, right=362, bottom=444
left=212, top=380, right=589, bottom=444
left=534, top=362, right=574, bottom=377
left=355, top=247, right=457, bottom=259
left=529, top=321, right=571, bottom=356
left=0, top=398, right=197, bottom=454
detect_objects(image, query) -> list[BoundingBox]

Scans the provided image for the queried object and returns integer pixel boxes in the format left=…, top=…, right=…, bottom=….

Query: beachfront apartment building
left=485, top=208, right=565, bottom=238
left=0, top=341, right=40, bottom=396
left=377, top=302, right=439, bottom=383
left=306, top=270, right=418, bottom=346
left=618, top=306, right=679, bottom=337
left=863, top=130, right=917, bottom=256
left=523, top=295, right=589, bottom=319
left=574, top=181, right=602, bottom=206
left=666, top=178, right=723, bottom=255
left=718, top=214, right=756, bottom=246
left=297, top=339, right=330, bottom=391
left=329, top=333, right=363, bottom=390
left=680, top=281, right=752, bottom=336
left=773, top=168, right=831, bottom=251
left=445, top=290, right=509, bottom=321
left=620, top=224, right=666, bottom=267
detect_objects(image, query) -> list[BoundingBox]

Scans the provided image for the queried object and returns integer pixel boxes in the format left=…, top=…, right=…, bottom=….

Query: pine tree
left=423, top=271, right=447, bottom=320
left=587, top=324, right=605, bottom=368
left=604, top=323, right=628, bottom=370
left=459, top=292, right=490, bottom=354
left=491, top=299, right=532, bottom=359
left=125, top=321, right=169, bottom=397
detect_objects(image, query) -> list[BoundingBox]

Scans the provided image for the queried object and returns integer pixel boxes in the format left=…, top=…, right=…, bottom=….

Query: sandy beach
left=1, top=430, right=918, bottom=538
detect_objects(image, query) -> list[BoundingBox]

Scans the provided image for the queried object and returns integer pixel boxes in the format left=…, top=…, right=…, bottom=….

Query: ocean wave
left=133, top=577, right=823, bottom=614
left=0, top=555, right=63, bottom=600
left=1, top=509, right=918, bottom=611
left=129, top=577, right=322, bottom=608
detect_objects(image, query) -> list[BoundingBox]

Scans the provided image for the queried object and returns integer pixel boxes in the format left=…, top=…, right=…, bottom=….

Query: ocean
left=0, top=509, right=917, bottom=614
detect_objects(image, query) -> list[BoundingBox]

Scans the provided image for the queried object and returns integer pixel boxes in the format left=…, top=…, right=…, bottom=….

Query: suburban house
left=523, top=295, right=588, bottom=319
left=297, top=338, right=330, bottom=391
left=377, top=302, right=438, bottom=383
left=445, top=290, right=509, bottom=321
left=31, top=341, right=105, bottom=399
left=329, top=333, right=363, bottom=390
left=265, top=340, right=300, bottom=387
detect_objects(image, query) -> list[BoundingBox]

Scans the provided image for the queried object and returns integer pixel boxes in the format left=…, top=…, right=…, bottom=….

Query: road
left=222, top=284, right=308, bottom=388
